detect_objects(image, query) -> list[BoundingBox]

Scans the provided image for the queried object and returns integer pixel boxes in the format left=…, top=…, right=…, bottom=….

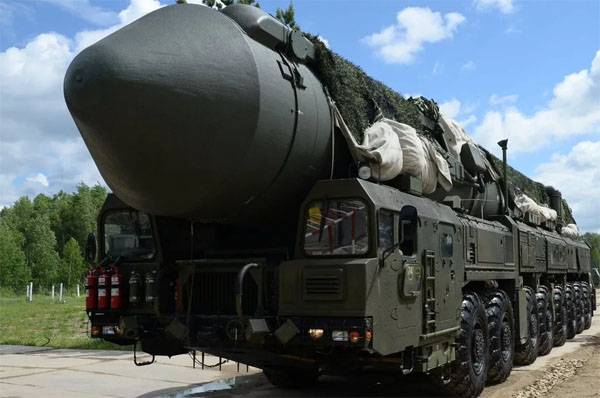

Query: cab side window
left=378, top=209, right=395, bottom=253
left=399, top=206, right=418, bottom=256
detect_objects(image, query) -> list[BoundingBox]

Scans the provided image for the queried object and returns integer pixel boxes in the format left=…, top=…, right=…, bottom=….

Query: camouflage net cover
left=308, top=41, right=575, bottom=225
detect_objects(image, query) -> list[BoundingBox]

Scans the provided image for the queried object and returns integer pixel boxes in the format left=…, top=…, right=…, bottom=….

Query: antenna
left=497, top=139, right=509, bottom=215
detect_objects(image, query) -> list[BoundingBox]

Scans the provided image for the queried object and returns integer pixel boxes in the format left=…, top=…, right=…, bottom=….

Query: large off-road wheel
left=482, top=289, right=514, bottom=384
left=565, top=283, right=577, bottom=339
left=553, top=285, right=567, bottom=347
left=582, top=282, right=592, bottom=330
left=433, top=291, right=489, bottom=398
left=574, top=282, right=585, bottom=334
left=263, top=367, right=319, bottom=389
left=537, top=286, right=554, bottom=356
left=514, top=286, right=539, bottom=366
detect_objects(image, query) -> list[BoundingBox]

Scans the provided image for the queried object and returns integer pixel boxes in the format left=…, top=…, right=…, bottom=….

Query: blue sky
left=1, top=0, right=599, bottom=231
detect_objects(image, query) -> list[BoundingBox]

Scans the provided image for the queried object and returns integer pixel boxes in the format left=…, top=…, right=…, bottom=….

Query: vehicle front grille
left=303, top=268, right=344, bottom=301
left=191, top=271, right=258, bottom=315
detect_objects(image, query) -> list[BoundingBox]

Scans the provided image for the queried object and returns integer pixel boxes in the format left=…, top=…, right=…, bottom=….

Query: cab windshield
left=103, top=210, right=155, bottom=260
left=303, top=199, right=369, bottom=256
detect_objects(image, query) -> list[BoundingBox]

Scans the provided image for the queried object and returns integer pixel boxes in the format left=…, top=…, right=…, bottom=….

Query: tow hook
left=133, top=340, right=155, bottom=366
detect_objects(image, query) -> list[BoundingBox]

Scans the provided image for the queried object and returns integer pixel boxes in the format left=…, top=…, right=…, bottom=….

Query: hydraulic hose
left=235, top=262, right=260, bottom=318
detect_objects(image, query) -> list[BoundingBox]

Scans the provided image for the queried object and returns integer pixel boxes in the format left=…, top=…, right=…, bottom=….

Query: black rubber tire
left=263, top=367, right=319, bottom=389
left=574, top=282, right=585, bottom=334
left=553, top=285, right=567, bottom=347
left=482, top=289, right=514, bottom=384
left=582, top=282, right=592, bottom=330
left=537, top=286, right=554, bottom=356
left=432, top=291, right=489, bottom=398
left=514, top=286, right=539, bottom=366
left=565, top=283, right=577, bottom=339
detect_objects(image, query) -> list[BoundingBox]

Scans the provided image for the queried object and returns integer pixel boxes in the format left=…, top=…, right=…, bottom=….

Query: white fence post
left=77, top=284, right=80, bottom=297
left=26, top=284, right=30, bottom=301
left=59, top=283, right=63, bottom=303
left=52, top=285, right=55, bottom=300
left=29, top=282, right=33, bottom=302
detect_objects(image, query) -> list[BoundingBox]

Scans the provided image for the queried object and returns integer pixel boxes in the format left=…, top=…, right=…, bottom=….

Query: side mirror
left=85, top=233, right=97, bottom=264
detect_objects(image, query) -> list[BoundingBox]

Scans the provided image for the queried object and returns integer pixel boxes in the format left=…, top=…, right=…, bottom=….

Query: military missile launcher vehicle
left=64, top=3, right=596, bottom=397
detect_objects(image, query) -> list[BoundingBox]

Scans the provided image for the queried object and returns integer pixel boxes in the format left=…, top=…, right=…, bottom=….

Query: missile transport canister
left=65, top=4, right=596, bottom=398
left=65, top=4, right=332, bottom=224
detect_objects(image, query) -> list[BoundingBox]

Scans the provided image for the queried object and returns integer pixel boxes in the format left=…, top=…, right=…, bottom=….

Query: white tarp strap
left=561, top=223, right=579, bottom=238
left=514, top=192, right=558, bottom=223
left=438, top=113, right=475, bottom=159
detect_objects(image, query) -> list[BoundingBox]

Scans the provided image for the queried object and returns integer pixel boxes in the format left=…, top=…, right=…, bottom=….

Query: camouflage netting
left=308, top=40, right=576, bottom=225
left=308, top=38, right=425, bottom=139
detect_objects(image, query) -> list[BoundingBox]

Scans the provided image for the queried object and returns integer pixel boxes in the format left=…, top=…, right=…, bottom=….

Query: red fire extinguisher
left=110, top=267, right=124, bottom=310
left=97, top=267, right=111, bottom=310
left=85, top=268, right=99, bottom=310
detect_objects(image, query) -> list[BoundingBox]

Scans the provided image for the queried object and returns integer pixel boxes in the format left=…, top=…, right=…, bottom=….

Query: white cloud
left=461, top=60, right=476, bottom=72
left=473, top=50, right=600, bottom=156
left=474, top=0, right=515, bottom=14
left=26, top=173, right=49, bottom=187
left=39, top=0, right=118, bottom=26
left=534, top=141, right=600, bottom=232
left=363, top=7, right=465, bottom=64
left=118, top=0, right=162, bottom=24
left=74, top=0, right=162, bottom=52
left=439, top=98, right=478, bottom=127
left=460, top=114, right=477, bottom=128
left=0, top=0, right=165, bottom=207
left=489, top=93, right=518, bottom=106
left=0, top=1, right=34, bottom=31
left=439, top=98, right=462, bottom=119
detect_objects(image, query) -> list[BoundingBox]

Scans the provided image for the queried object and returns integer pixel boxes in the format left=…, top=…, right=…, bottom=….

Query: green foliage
left=309, top=39, right=422, bottom=141
left=61, top=238, right=86, bottom=288
left=26, top=216, right=60, bottom=287
left=0, top=221, right=30, bottom=290
left=584, top=232, right=600, bottom=269
left=276, top=2, right=297, bottom=29
left=0, top=183, right=107, bottom=291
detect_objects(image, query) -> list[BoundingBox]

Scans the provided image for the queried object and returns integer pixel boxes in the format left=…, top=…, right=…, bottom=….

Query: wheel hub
left=501, top=317, right=513, bottom=362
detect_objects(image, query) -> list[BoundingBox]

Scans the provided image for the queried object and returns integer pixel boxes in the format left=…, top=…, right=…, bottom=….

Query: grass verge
left=0, top=295, right=130, bottom=350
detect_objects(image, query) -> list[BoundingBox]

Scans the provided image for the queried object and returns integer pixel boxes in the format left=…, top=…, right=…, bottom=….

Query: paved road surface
left=1, top=294, right=598, bottom=398
left=0, top=347, right=258, bottom=398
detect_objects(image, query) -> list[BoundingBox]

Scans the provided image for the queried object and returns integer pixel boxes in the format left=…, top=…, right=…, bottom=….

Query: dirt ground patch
left=544, top=340, right=600, bottom=398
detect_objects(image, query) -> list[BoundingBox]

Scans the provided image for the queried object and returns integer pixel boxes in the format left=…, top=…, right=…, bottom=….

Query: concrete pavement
left=0, top=346, right=258, bottom=398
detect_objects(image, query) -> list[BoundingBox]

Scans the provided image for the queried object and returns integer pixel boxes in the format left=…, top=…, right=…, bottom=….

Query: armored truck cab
left=90, top=179, right=464, bottom=370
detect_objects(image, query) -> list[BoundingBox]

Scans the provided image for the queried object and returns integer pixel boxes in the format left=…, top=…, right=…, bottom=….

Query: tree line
left=583, top=233, right=600, bottom=271
left=0, top=184, right=107, bottom=292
